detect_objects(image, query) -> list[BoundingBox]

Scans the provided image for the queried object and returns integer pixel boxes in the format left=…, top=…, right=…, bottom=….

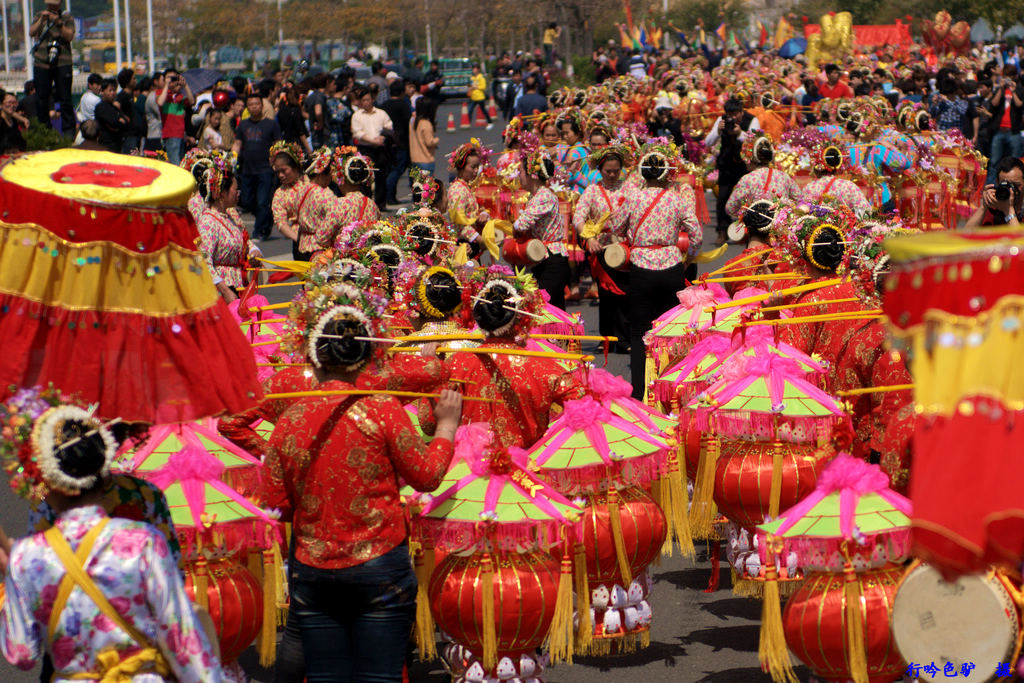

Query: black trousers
left=531, top=254, right=570, bottom=311
left=594, top=255, right=630, bottom=346
left=716, top=183, right=735, bottom=237
left=34, top=63, right=74, bottom=134
left=358, top=144, right=389, bottom=210
left=629, top=262, right=688, bottom=399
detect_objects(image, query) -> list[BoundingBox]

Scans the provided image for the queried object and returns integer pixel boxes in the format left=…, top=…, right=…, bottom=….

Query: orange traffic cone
left=446, top=112, right=456, bottom=133
left=487, top=97, right=498, bottom=119
left=459, top=102, right=471, bottom=129
left=474, top=103, right=488, bottom=127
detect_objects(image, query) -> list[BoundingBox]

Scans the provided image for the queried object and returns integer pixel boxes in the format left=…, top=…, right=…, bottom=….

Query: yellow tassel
left=667, top=448, right=695, bottom=559
left=844, top=561, right=869, bottom=683
left=769, top=441, right=784, bottom=519
left=689, top=433, right=720, bottom=539
left=758, top=550, right=797, bottom=683
left=608, top=488, right=633, bottom=587
left=258, top=549, right=278, bottom=668
left=414, top=543, right=438, bottom=661
left=480, top=553, right=497, bottom=672
left=573, top=542, right=592, bottom=650
left=548, top=553, right=575, bottom=665
left=272, top=542, right=287, bottom=627
left=246, top=549, right=264, bottom=586
left=193, top=556, right=210, bottom=610
left=643, top=356, right=656, bottom=404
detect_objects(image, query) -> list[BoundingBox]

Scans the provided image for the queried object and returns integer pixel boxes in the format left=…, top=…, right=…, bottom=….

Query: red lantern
left=783, top=564, right=906, bottom=683
left=429, top=549, right=560, bottom=659
left=714, top=440, right=831, bottom=528
left=183, top=556, right=264, bottom=663
left=579, top=486, right=667, bottom=586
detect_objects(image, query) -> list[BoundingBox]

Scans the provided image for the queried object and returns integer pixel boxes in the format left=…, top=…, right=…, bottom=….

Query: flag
left=618, top=23, right=633, bottom=49
left=639, top=25, right=649, bottom=47
left=715, top=22, right=727, bottom=43
left=699, top=28, right=706, bottom=47
left=773, top=16, right=794, bottom=49
left=758, top=21, right=768, bottom=48
left=623, top=0, right=636, bottom=36
left=650, top=25, right=663, bottom=48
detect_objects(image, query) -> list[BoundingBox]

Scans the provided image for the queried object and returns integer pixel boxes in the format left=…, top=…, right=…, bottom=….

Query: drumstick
left=703, top=248, right=774, bottom=277
left=701, top=273, right=809, bottom=284
left=836, top=384, right=914, bottom=397
left=704, top=278, right=845, bottom=312
left=468, top=296, right=546, bottom=320
left=240, top=318, right=288, bottom=326
left=758, top=297, right=860, bottom=313
left=252, top=302, right=293, bottom=312
left=435, top=346, right=595, bottom=362
left=55, top=417, right=124, bottom=451
left=258, top=281, right=303, bottom=288
left=741, top=313, right=883, bottom=327
left=263, top=389, right=499, bottom=403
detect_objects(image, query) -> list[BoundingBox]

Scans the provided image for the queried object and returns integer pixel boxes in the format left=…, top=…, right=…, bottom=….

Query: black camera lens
left=995, top=182, right=1013, bottom=202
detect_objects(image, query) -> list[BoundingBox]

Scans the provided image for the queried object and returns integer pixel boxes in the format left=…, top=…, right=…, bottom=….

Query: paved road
left=0, top=102, right=814, bottom=682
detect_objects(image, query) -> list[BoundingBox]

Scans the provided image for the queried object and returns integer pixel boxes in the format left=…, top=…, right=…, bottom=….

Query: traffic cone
left=459, top=102, right=471, bottom=129
left=487, top=97, right=498, bottom=119
left=446, top=112, right=457, bottom=133
left=474, top=103, right=488, bottom=127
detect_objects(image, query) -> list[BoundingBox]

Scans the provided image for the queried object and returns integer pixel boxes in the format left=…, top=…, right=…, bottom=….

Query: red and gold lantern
left=783, top=564, right=906, bottom=683
left=183, top=556, right=264, bottom=663
left=714, top=440, right=831, bottom=528
left=579, top=486, right=667, bottom=587
left=429, top=549, right=561, bottom=661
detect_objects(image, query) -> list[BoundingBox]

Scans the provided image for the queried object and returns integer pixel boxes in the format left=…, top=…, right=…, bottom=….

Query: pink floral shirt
left=802, top=176, right=872, bottom=217
left=620, top=183, right=702, bottom=270
left=572, top=180, right=628, bottom=247
left=186, top=193, right=205, bottom=225
left=724, top=167, right=802, bottom=219
left=513, top=186, right=567, bottom=257
left=447, top=178, right=480, bottom=223
left=271, top=176, right=310, bottom=238
left=316, top=192, right=380, bottom=251
left=0, top=505, right=221, bottom=683
left=197, top=207, right=249, bottom=289
left=297, top=184, right=346, bottom=253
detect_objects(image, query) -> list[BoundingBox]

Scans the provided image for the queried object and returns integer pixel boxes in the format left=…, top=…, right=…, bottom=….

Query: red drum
left=677, top=233, right=690, bottom=256
left=502, top=238, right=547, bottom=266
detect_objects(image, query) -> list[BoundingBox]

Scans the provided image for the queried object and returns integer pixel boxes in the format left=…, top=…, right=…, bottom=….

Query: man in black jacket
left=94, top=78, right=130, bottom=153
left=704, top=98, right=757, bottom=244
left=381, top=79, right=411, bottom=204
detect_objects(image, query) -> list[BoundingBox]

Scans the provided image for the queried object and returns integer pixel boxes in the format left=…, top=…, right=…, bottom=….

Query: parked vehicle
left=439, top=58, right=473, bottom=97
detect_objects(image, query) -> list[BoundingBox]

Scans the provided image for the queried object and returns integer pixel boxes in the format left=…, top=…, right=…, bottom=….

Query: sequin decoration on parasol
left=531, top=300, right=585, bottom=337
left=0, top=149, right=262, bottom=422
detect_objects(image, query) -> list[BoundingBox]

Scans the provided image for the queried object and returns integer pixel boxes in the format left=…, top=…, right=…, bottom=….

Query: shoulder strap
left=358, top=195, right=370, bottom=222
left=296, top=185, right=318, bottom=215
left=761, top=168, right=774, bottom=195
left=44, top=520, right=153, bottom=649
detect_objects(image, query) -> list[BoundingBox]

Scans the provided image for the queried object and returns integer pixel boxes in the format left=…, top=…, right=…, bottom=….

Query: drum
left=677, top=233, right=690, bottom=256
left=892, top=562, right=1022, bottom=682
left=502, top=238, right=546, bottom=266
left=603, top=243, right=630, bottom=271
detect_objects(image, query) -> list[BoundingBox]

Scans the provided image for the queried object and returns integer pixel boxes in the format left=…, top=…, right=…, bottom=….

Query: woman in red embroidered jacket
left=262, top=284, right=463, bottom=682
left=514, top=151, right=570, bottom=309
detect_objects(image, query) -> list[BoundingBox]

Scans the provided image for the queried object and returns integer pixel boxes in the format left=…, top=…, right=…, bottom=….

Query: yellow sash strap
left=692, top=243, right=730, bottom=264
left=44, top=522, right=172, bottom=682
left=451, top=209, right=512, bottom=260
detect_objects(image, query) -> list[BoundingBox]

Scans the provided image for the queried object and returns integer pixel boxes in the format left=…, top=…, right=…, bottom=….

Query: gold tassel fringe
left=666, top=447, right=695, bottom=559
left=769, top=441, right=784, bottom=519
left=548, top=554, right=575, bottom=665
left=258, top=548, right=278, bottom=668
left=272, top=542, right=287, bottom=627
left=733, top=575, right=805, bottom=599
left=584, top=629, right=652, bottom=657
left=480, top=553, right=497, bottom=672
left=573, top=542, right=592, bottom=650
left=608, top=488, right=633, bottom=586
left=690, top=433, right=720, bottom=539
left=758, top=559, right=797, bottom=683
left=414, top=543, right=438, bottom=661
left=193, top=556, right=210, bottom=610
left=844, top=562, right=869, bottom=683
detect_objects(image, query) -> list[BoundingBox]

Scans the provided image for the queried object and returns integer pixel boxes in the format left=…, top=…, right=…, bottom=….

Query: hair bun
left=420, top=268, right=462, bottom=318
left=640, top=152, right=669, bottom=181
left=472, top=280, right=517, bottom=334
left=312, top=317, right=371, bottom=371
left=744, top=200, right=775, bottom=234
left=805, top=224, right=846, bottom=272
left=754, top=137, right=774, bottom=165
left=344, top=157, right=371, bottom=185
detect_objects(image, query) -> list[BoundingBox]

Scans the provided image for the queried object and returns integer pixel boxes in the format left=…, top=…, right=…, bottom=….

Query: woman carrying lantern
left=262, top=284, right=463, bottom=682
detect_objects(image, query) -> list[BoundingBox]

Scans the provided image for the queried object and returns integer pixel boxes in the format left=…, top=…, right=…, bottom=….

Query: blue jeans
left=289, top=543, right=417, bottom=683
left=411, top=161, right=435, bottom=175
left=162, top=137, right=185, bottom=166
left=987, top=130, right=1024, bottom=184
left=385, top=147, right=410, bottom=202
left=239, top=171, right=277, bottom=239
left=467, top=99, right=492, bottom=124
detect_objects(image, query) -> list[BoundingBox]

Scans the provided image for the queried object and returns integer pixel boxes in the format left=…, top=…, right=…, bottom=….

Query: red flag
left=758, top=21, right=768, bottom=48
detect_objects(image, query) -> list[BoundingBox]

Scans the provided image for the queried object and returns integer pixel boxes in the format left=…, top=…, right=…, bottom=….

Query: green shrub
left=25, top=119, right=72, bottom=151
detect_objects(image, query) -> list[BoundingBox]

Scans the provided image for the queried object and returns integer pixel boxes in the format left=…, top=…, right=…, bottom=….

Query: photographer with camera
left=965, top=156, right=1024, bottom=228
left=705, top=97, right=760, bottom=245
left=29, top=0, right=74, bottom=135
left=984, top=65, right=1024, bottom=185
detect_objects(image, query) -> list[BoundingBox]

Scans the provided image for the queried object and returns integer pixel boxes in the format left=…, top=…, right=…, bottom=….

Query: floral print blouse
left=513, top=186, right=567, bottom=257
left=297, top=184, right=346, bottom=254
left=801, top=176, right=872, bottom=217
left=447, top=178, right=481, bottom=223
left=1, top=505, right=221, bottom=683
left=271, top=176, right=310, bottom=239
left=572, top=180, right=628, bottom=247
left=619, top=183, right=702, bottom=270
left=724, top=167, right=802, bottom=219
left=317, top=192, right=380, bottom=251
left=197, top=207, right=250, bottom=289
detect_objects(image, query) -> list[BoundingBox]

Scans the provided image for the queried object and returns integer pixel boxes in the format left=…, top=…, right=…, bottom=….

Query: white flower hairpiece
left=33, top=405, right=115, bottom=496
left=306, top=304, right=371, bottom=369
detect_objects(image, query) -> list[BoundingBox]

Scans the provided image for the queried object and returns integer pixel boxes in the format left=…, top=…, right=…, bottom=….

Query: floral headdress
left=180, top=147, right=211, bottom=174
left=400, top=211, right=457, bottom=262
left=812, top=141, right=846, bottom=175
left=521, top=149, right=555, bottom=181
left=333, top=146, right=375, bottom=187
left=770, top=198, right=860, bottom=275
left=637, top=141, right=679, bottom=182
left=502, top=117, right=525, bottom=148
left=588, top=144, right=633, bottom=171
left=460, top=265, right=544, bottom=340
left=191, top=151, right=236, bottom=201
left=740, top=133, right=774, bottom=166
left=532, top=112, right=560, bottom=137
left=269, top=140, right=305, bottom=168
left=306, top=145, right=341, bottom=177
left=305, top=248, right=383, bottom=291
left=283, top=281, right=389, bottom=371
left=393, top=262, right=464, bottom=321
left=335, top=219, right=411, bottom=275
left=1, top=385, right=116, bottom=501
left=409, top=164, right=441, bottom=207
left=447, top=138, right=492, bottom=171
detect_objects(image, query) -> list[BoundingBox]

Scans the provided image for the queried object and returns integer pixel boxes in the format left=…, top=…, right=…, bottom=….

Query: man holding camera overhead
left=705, top=97, right=760, bottom=245
left=965, top=156, right=1024, bottom=228
left=29, top=0, right=75, bottom=135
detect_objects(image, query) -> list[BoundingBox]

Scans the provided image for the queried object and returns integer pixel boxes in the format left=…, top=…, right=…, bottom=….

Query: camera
left=46, top=41, right=60, bottom=66
left=995, top=181, right=1016, bottom=202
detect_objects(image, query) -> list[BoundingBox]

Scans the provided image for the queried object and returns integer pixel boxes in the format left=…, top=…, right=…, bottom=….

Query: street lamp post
left=113, top=0, right=122, bottom=71
left=146, top=0, right=154, bottom=73
left=22, top=0, right=31, bottom=78
left=2, top=0, right=10, bottom=73
left=124, top=0, right=133, bottom=67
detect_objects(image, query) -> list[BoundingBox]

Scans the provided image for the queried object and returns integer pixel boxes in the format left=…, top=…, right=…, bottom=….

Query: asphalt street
left=0, top=101, right=814, bottom=682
